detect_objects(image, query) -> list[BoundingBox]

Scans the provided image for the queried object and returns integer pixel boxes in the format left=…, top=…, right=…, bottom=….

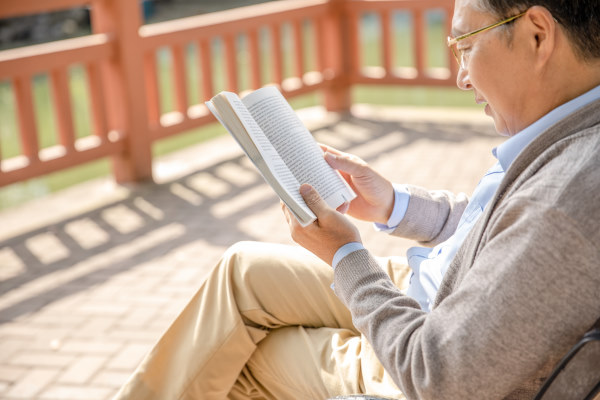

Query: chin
left=488, top=109, right=511, bottom=137
left=492, top=122, right=511, bottom=136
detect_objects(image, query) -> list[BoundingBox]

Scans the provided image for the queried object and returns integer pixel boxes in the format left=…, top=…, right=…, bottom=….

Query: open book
left=206, top=86, right=356, bottom=226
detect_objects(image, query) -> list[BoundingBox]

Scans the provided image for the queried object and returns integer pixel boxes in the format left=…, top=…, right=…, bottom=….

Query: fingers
left=324, top=151, right=367, bottom=177
left=319, top=144, right=367, bottom=177
left=319, top=143, right=343, bottom=156
left=336, top=202, right=350, bottom=214
left=281, top=200, right=293, bottom=226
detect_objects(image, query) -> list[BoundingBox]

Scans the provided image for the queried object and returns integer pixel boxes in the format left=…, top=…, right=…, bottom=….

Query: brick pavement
left=0, top=104, right=502, bottom=400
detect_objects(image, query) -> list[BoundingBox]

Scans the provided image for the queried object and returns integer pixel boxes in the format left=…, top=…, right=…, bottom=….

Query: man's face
left=452, top=0, right=533, bottom=136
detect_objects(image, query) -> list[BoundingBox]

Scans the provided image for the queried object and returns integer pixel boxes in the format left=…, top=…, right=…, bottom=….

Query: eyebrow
left=450, top=29, right=469, bottom=40
left=450, top=21, right=469, bottom=38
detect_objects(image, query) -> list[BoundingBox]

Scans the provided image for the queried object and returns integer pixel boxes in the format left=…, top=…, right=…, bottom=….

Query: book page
left=242, top=86, right=355, bottom=209
left=208, top=92, right=316, bottom=225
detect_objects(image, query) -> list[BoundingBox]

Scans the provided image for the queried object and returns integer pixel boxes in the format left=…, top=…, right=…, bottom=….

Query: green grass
left=0, top=17, right=478, bottom=210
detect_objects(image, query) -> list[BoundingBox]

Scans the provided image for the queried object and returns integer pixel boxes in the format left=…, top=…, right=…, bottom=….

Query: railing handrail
left=139, top=0, right=328, bottom=46
left=0, top=34, right=113, bottom=79
left=0, top=0, right=93, bottom=20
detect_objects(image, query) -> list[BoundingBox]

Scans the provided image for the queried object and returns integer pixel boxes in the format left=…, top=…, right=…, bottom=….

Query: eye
left=456, top=44, right=471, bottom=54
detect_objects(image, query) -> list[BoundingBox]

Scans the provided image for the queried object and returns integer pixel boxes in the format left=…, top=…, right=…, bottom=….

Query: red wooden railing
left=0, top=0, right=456, bottom=187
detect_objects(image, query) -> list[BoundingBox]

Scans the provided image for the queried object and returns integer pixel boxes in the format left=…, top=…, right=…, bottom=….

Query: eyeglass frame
left=447, top=10, right=528, bottom=69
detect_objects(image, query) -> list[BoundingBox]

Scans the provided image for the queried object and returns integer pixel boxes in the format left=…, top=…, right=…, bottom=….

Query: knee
left=219, top=241, right=274, bottom=282
left=221, top=241, right=270, bottom=268
left=223, top=241, right=258, bottom=260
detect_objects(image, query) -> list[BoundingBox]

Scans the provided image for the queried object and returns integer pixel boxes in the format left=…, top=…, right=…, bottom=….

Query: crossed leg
left=113, top=241, right=410, bottom=400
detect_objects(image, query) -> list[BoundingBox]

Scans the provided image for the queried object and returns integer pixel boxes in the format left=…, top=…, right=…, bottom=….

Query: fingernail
left=300, top=184, right=312, bottom=195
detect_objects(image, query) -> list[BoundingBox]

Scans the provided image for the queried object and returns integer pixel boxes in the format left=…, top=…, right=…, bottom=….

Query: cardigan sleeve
left=390, top=185, right=468, bottom=246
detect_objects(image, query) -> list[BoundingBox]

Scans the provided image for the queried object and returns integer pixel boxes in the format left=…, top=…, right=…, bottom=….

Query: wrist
left=376, top=183, right=395, bottom=224
left=332, top=242, right=365, bottom=269
left=374, top=184, right=410, bottom=229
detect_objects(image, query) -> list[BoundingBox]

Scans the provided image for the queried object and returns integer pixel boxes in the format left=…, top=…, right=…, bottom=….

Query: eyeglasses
left=447, top=10, right=527, bottom=69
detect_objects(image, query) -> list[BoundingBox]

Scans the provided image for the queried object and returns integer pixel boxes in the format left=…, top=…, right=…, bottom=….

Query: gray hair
left=475, top=0, right=600, bottom=60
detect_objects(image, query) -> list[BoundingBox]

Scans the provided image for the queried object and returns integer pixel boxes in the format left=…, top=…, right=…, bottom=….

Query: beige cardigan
left=334, top=98, right=600, bottom=399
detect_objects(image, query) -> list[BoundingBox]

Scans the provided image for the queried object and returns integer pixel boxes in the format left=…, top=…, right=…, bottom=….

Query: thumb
left=300, top=184, right=329, bottom=216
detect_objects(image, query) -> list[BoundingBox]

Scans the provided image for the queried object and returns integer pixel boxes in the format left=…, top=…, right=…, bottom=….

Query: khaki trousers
left=114, top=241, right=411, bottom=400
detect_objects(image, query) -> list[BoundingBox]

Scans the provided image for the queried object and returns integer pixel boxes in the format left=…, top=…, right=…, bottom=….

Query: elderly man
left=115, top=0, right=600, bottom=399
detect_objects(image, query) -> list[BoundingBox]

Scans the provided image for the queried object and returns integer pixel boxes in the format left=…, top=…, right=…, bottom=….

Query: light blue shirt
left=333, top=84, right=600, bottom=311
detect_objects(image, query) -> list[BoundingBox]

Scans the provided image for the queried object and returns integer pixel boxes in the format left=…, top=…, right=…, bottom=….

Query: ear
left=523, top=6, right=557, bottom=69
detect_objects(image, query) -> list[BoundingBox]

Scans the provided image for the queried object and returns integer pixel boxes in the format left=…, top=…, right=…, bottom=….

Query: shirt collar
left=493, top=84, right=600, bottom=171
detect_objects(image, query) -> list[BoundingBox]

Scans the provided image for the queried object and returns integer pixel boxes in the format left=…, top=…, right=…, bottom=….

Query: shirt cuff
left=374, top=183, right=410, bottom=233
left=332, top=242, right=365, bottom=270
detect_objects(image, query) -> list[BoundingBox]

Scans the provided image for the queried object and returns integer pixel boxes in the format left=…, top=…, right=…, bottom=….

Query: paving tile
left=64, top=218, right=110, bottom=249
left=70, top=317, right=117, bottom=338
left=106, top=343, right=152, bottom=370
left=56, top=355, right=107, bottom=384
left=0, top=365, right=27, bottom=384
left=116, top=307, right=159, bottom=329
left=107, top=328, right=161, bottom=342
left=91, top=370, right=132, bottom=388
left=27, top=310, right=87, bottom=329
left=214, top=162, right=259, bottom=186
left=57, top=339, right=122, bottom=355
left=9, top=352, right=75, bottom=368
left=100, top=205, right=145, bottom=234
left=24, top=232, right=70, bottom=265
left=4, top=368, right=59, bottom=399
left=38, top=384, right=113, bottom=400
left=186, top=171, right=232, bottom=198
left=132, top=197, right=165, bottom=220
left=169, top=182, right=203, bottom=205
left=76, top=302, right=130, bottom=317
left=0, top=247, right=26, bottom=281
left=0, top=339, right=29, bottom=363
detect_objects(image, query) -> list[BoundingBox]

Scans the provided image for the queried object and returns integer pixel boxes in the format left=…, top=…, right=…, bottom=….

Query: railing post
left=90, top=0, right=153, bottom=183
left=321, top=0, right=352, bottom=112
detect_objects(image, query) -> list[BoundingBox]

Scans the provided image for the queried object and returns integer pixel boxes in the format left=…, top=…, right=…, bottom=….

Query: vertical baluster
left=143, top=51, right=160, bottom=126
left=13, top=76, right=39, bottom=162
left=224, top=34, right=238, bottom=93
left=248, top=29, right=261, bottom=90
left=86, top=62, right=109, bottom=141
left=172, top=43, right=188, bottom=116
left=413, top=9, right=426, bottom=77
left=349, top=11, right=361, bottom=76
left=293, top=19, right=304, bottom=80
left=315, top=16, right=326, bottom=74
left=270, top=24, right=283, bottom=85
left=51, top=67, right=76, bottom=152
left=381, top=10, right=392, bottom=76
left=198, top=39, right=213, bottom=101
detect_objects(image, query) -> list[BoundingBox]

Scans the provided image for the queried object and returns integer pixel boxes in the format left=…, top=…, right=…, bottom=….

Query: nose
left=456, top=66, right=472, bottom=91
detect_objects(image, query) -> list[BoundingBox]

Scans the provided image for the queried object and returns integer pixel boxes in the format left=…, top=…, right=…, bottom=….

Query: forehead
left=452, top=0, right=491, bottom=35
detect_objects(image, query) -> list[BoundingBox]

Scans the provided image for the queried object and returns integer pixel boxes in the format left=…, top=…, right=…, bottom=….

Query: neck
left=533, top=52, right=600, bottom=125
left=558, top=57, right=600, bottom=102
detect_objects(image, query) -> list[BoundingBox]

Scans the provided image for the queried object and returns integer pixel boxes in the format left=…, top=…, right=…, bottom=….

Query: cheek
left=470, top=68, right=514, bottom=135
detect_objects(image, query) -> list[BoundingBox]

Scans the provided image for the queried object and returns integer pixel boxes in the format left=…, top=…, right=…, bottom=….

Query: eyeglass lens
left=450, top=42, right=466, bottom=69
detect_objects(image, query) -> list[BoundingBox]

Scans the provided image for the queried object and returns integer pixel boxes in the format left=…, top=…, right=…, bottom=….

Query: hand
left=282, top=184, right=361, bottom=265
left=321, top=145, right=394, bottom=225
